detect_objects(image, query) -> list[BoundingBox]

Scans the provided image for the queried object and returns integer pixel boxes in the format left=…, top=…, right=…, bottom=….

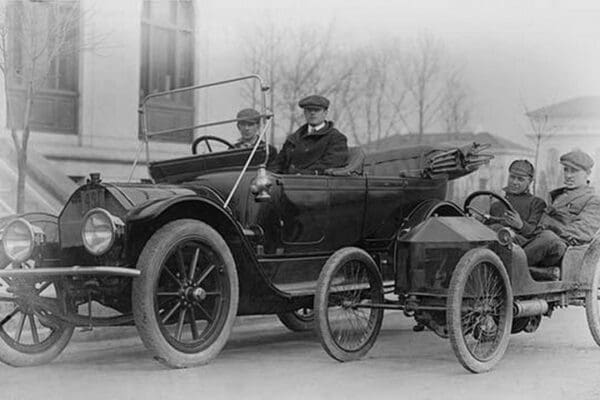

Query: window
left=6, top=1, right=79, bottom=134
left=140, top=0, right=195, bottom=142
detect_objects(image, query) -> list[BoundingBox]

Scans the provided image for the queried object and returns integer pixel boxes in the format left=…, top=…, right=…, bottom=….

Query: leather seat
left=324, top=147, right=365, bottom=176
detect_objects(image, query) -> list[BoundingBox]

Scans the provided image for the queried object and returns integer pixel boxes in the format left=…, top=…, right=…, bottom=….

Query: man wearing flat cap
left=489, top=159, right=546, bottom=246
left=271, top=95, right=348, bottom=174
left=523, top=149, right=600, bottom=270
left=234, top=108, right=262, bottom=149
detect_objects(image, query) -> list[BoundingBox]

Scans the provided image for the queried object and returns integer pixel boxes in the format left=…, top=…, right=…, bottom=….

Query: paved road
left=3, top=308, right=600, bottom=400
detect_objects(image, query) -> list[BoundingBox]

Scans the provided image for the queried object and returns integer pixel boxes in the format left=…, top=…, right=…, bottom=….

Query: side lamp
left=251, top=166, right=273, bottom=202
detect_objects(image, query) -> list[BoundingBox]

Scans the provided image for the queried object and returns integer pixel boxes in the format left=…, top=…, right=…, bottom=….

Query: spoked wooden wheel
left=0, top=260, right=74, bottom=367
left=447, top=248, right=513, bottom=373
left=133, top=220, right=239, bottom=368
left=585, top=256, right=600, bottom=346
left=314, top=247, right=384, bottom=362
left=277, top=307, right=314, bottom=332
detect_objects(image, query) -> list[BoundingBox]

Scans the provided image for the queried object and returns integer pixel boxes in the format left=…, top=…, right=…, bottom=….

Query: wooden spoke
left=176, top=309, right=187, bottom=341
left=195, top=264, right=216, bottom=285
left=189, top=248, right=200, bottom=282
left=161, top=302, right=182, bottom=324
left=28, top=314, right=40, bottom=344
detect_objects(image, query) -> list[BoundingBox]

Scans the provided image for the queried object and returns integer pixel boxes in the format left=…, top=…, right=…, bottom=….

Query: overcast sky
left=201, top=0, right=600, bottom=141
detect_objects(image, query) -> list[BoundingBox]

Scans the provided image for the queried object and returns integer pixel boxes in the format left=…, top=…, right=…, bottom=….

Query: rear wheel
left=314, top=247, right=384, bottom=362
left=133, top=220, right=239, bottom=368
left=447, top=248, right=513, bottom=373
left=277, top=308, right=314, bottom=332
left=0, top=260, right=73, bottom=367
left=585, top=256, right=600, bottom=346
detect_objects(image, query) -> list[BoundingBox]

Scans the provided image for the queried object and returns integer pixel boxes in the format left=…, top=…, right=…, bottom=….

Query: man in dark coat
left=271, top=95, right=348, bottom=174
left=489, top=159, right=546, bottom=246
left=524, top=150, right=600, bottom=268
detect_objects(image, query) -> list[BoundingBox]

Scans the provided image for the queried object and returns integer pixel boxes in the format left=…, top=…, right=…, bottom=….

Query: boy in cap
left=489, top=159, right=546, bottom=246
left=234, top=108, right=262, bottom=149
left=523, top=149, right=600, bottom=271
left=271, top=95, right=348, bottom=174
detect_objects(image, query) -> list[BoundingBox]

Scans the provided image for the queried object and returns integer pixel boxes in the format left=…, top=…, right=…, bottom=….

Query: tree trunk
left=15, top=83, right=34, bottom=213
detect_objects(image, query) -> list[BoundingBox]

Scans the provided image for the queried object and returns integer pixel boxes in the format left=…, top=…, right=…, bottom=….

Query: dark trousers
left=523, top=230, right=567, bottom=267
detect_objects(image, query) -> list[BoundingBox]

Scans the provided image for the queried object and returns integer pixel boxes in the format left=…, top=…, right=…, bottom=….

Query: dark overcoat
left=271, top=122, right=348, bottom=174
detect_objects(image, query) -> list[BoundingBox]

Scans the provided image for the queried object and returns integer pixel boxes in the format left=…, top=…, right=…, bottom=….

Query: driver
left=488, top=159, right=546, bottom=246
left=234, top=108, right=262, bottom=149
left=523, top=150, right=600, bottom=269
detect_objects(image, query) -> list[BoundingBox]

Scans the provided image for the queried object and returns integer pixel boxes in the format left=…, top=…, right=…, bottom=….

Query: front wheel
left=314, top=247, right=384, bottom=362
left=447, top=248, right=513, bottom=373
left=585, top=256, right=600, bottom=346
left=0, top=260, right=74, bottom=367
left=132, top=219, right=239, bottom=368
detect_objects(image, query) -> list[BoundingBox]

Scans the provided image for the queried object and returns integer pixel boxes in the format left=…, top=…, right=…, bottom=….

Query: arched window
left=140, top=0, right=194, bottom=142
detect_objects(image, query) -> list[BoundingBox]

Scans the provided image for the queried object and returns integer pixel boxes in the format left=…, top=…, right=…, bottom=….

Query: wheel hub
left=183, top=286, right=207, bottom=302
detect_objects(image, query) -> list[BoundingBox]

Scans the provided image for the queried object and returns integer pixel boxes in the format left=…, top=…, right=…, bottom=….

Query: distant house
left=364, top=132, right=534, bottom=204
left=526, top=96, right=600, bottom=195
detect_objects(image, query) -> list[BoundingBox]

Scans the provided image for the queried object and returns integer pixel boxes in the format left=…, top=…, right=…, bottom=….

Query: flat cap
left=560, top=150, right=594, bottom=173
left=236, top=108, right=261, bottom=123
left=509, top=159, right=535, bottom=178
left=298, top=95, right=329, bottom=109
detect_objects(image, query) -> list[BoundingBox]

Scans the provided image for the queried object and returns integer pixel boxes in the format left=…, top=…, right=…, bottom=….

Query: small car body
left=313, top=190, right=600, bottom=373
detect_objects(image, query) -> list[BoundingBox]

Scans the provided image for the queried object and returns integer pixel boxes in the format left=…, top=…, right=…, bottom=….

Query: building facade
left=0, top=0, right=227, bottom=215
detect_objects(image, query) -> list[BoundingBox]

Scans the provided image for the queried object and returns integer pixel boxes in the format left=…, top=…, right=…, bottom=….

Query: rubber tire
left=132, top=219, right=239, bottom=368
left=585, top=257, right=600, bottom=346
left=0, top=259, right=73, bottom=367
left=447, top=248, right=513, bottom=373
left=277, top=309, right=314, bottom=332
left=314, top=247, right=384, bottom=362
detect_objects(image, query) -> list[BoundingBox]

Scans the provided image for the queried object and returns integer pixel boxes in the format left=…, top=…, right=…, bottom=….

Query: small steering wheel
left=463, top=190, right=517, bottom=223
left=192, top=135, right=235, bottom=154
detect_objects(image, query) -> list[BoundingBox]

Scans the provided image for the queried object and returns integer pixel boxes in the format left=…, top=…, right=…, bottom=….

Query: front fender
left=125, top=193, right=229, bottom=223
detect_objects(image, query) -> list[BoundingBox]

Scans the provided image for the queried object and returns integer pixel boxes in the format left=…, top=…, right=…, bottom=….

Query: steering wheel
left=192, top=135, right=235, bottom=154
left=463, top=190, right=517, bottom=223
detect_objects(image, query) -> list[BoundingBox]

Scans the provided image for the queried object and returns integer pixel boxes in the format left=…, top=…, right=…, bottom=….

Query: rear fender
left=573, top=234, right=600, bottom=287
left=399, top=199, right=463, bottom=235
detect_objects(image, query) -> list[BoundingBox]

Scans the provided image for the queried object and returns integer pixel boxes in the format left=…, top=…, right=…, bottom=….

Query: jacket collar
left=550, top=185, right=595, bottom=205
left=503, top=187, right=531, bottom=196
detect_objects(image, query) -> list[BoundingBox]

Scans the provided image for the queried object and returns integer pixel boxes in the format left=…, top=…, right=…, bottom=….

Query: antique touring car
left=2, top=75, right=593, bottom=372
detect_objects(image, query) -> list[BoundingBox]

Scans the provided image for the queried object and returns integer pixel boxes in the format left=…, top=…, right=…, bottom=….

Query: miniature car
left=313, top=190, right=600, bottom=373
left=0, top=75, right=492, bottom=368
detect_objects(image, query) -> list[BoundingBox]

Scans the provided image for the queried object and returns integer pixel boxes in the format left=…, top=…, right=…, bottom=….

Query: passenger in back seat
left=523, top=150, right=600, bottom=269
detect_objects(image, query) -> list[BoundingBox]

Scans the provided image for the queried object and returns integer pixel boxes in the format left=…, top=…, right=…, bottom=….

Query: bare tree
left=241, top=22, right=356, bottom=146
left=400, top=33, right=445, bottom=141
left=440, top=67, right=470, bottom=133
left=0, top=0, right=81, bottom=213
left=523, top=103, right=559, bottom=195
left=338, top=46, right=408, bottom=148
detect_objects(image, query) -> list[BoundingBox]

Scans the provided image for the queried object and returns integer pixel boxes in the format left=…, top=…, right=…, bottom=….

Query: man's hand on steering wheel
left=503, top=210, right=523, bottom=230
left=463, top=190, right=517, bottom=225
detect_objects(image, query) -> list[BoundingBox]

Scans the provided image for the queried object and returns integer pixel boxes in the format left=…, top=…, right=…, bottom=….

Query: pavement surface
left=3, top=308, right=600, bottom=400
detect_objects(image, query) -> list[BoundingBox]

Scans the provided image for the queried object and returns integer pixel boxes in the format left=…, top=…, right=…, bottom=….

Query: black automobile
left=0, top=75, right=492, bottom=368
